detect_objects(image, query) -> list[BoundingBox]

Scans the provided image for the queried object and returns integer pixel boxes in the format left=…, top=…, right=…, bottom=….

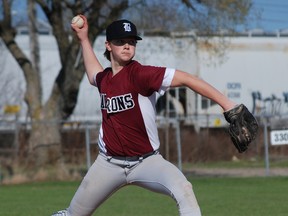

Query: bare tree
left=28, top=0, right=41, bottom=84
left=0, top=0, right=253, bottom=175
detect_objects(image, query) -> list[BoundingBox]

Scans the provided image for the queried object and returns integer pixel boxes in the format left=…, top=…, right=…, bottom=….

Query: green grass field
left=0, top=177, right=287, bottom=216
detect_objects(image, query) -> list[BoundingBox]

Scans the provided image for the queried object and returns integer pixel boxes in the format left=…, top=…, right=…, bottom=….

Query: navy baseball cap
left=106, top=19, right=142, bottom=41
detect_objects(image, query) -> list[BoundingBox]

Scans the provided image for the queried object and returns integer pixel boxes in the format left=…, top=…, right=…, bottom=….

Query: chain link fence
left=0, top=114, right=288, bottom=180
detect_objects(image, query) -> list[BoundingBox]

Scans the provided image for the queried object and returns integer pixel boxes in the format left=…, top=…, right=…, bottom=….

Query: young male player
left=52, top=16, right=238, bottom=216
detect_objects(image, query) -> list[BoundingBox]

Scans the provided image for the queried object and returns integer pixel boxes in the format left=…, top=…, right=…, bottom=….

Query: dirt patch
left=184, top=168, right=288, bottom=177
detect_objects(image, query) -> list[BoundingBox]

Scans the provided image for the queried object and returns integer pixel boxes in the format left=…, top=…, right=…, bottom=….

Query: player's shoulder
left=95, top=67, right=111, bottom=82
left=99, top=67, right=112, bottom=75
left=128, top=60, right=165, bottom=72
left=103, top=67, right=112, bottom=72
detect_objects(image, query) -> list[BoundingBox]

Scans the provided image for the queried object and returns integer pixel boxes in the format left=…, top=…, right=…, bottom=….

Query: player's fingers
left=78, top=14, right=87, bottom=22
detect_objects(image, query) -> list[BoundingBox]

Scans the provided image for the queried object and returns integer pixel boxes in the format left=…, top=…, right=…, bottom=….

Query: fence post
left=85, top=125, right=91, bottom=169
left=174, top=119, right=182, bottom=171
left=263, top=117, right=270, bottom=176
left=14, top=115, right=20, bottom=157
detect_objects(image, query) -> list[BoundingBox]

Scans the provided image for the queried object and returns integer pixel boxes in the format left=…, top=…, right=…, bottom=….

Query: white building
left=1, top=30, right=288, bottom=127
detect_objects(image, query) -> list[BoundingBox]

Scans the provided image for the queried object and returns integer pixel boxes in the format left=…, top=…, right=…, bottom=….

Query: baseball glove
left=224, top=104, right=258, bottom=153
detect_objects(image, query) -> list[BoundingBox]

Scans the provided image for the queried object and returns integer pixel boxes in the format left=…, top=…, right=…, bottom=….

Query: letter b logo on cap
left=123, top=23, right=131, bottom=32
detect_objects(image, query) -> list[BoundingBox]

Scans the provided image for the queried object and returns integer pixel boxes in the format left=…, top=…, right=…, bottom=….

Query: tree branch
left=181, top=0, right=202, bottom=11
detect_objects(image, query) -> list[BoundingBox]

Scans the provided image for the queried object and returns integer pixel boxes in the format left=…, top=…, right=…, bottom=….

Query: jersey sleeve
left=95, top=68, right=110, bottom=88
left=158, top=68, right=175, bottom=95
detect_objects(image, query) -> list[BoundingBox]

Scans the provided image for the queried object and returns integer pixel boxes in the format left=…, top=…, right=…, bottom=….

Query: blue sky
left=12, top=0, right=288, bottom=32
left=249, top=0, right=288, bottom=31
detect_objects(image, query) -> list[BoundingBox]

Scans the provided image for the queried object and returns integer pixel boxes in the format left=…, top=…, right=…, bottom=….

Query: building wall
left=198, top=36, right=288, bottom=116
left=1, top=33, right=288, bottom=125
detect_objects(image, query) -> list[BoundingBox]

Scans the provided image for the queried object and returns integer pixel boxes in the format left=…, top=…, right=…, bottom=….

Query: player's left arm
left=171, top=70, right=236, bottom=111
left=171, top=70, right=259, bottom=152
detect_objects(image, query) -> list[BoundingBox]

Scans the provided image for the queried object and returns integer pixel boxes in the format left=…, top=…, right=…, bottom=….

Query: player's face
left=106, top=38, right=137, bottom=63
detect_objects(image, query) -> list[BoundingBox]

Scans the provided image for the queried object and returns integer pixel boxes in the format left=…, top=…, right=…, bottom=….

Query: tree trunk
left=27, top=119, right=62, bottom=168
left=23, top=0, right=62, bottom=169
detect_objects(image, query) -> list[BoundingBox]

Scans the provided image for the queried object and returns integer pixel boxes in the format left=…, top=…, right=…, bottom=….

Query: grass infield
left=0, top=176, right=287, bottom=216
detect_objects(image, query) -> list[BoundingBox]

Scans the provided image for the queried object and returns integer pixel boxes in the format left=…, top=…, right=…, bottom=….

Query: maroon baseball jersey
left=95, top=60, right=175, bottom=157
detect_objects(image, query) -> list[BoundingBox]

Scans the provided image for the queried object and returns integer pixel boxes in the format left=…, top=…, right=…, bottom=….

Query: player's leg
left=127, top=154, right=201, bottom=216
left=55, top=153, right=127, bottom=216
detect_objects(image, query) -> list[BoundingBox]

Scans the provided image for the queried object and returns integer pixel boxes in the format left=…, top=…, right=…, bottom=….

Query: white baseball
left=71, top=15, right=84, bottom=28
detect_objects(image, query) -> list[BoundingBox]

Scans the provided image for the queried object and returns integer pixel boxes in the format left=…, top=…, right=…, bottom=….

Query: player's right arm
left=71, top=15, right=103, bottom=85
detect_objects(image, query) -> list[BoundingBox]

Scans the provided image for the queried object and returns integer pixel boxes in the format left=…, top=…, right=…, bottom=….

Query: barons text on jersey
left=100, top=93, right=135, bottom=113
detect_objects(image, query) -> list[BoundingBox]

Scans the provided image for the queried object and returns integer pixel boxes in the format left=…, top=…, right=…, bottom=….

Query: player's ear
left=105, top=41, right=112, bottom=51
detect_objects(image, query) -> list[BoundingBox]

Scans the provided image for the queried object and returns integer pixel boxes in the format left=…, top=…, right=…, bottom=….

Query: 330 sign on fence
left=270, top=130, right=288, bottom=145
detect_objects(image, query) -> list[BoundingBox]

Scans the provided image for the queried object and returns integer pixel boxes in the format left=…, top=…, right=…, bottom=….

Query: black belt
left=109, top=150, right=158, bottom=161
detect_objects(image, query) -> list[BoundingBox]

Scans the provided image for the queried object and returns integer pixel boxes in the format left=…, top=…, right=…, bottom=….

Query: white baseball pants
left=66, top=153, right=201, bottom=216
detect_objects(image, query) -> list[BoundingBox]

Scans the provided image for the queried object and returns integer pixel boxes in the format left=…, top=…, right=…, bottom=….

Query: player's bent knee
left=175, top=181, right=201, bottom=216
